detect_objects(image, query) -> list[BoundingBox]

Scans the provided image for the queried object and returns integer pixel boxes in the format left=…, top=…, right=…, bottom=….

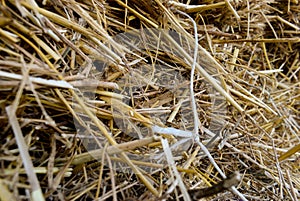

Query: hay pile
left=1, top=0, right=299, bottom=200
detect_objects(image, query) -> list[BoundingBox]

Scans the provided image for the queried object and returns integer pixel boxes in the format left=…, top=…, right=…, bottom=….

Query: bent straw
left=161, top=31, right=244, bottom=113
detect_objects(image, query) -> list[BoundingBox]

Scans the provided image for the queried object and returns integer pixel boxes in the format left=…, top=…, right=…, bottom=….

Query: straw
left=2, top=0, right=299, bottom=200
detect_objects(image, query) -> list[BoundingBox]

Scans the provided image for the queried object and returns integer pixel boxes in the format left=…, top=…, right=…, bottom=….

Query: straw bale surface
left=0, top=0, right=299, bottom=200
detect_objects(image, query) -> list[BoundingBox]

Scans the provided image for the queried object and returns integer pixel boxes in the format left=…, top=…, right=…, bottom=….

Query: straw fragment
left=6, top=106, right=45, bottom=201
left=0, top=70, right=73, bottom=89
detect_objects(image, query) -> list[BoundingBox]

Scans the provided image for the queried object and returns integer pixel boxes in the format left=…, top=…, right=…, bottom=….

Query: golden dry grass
left=0, top=0, right=299, bottom=200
